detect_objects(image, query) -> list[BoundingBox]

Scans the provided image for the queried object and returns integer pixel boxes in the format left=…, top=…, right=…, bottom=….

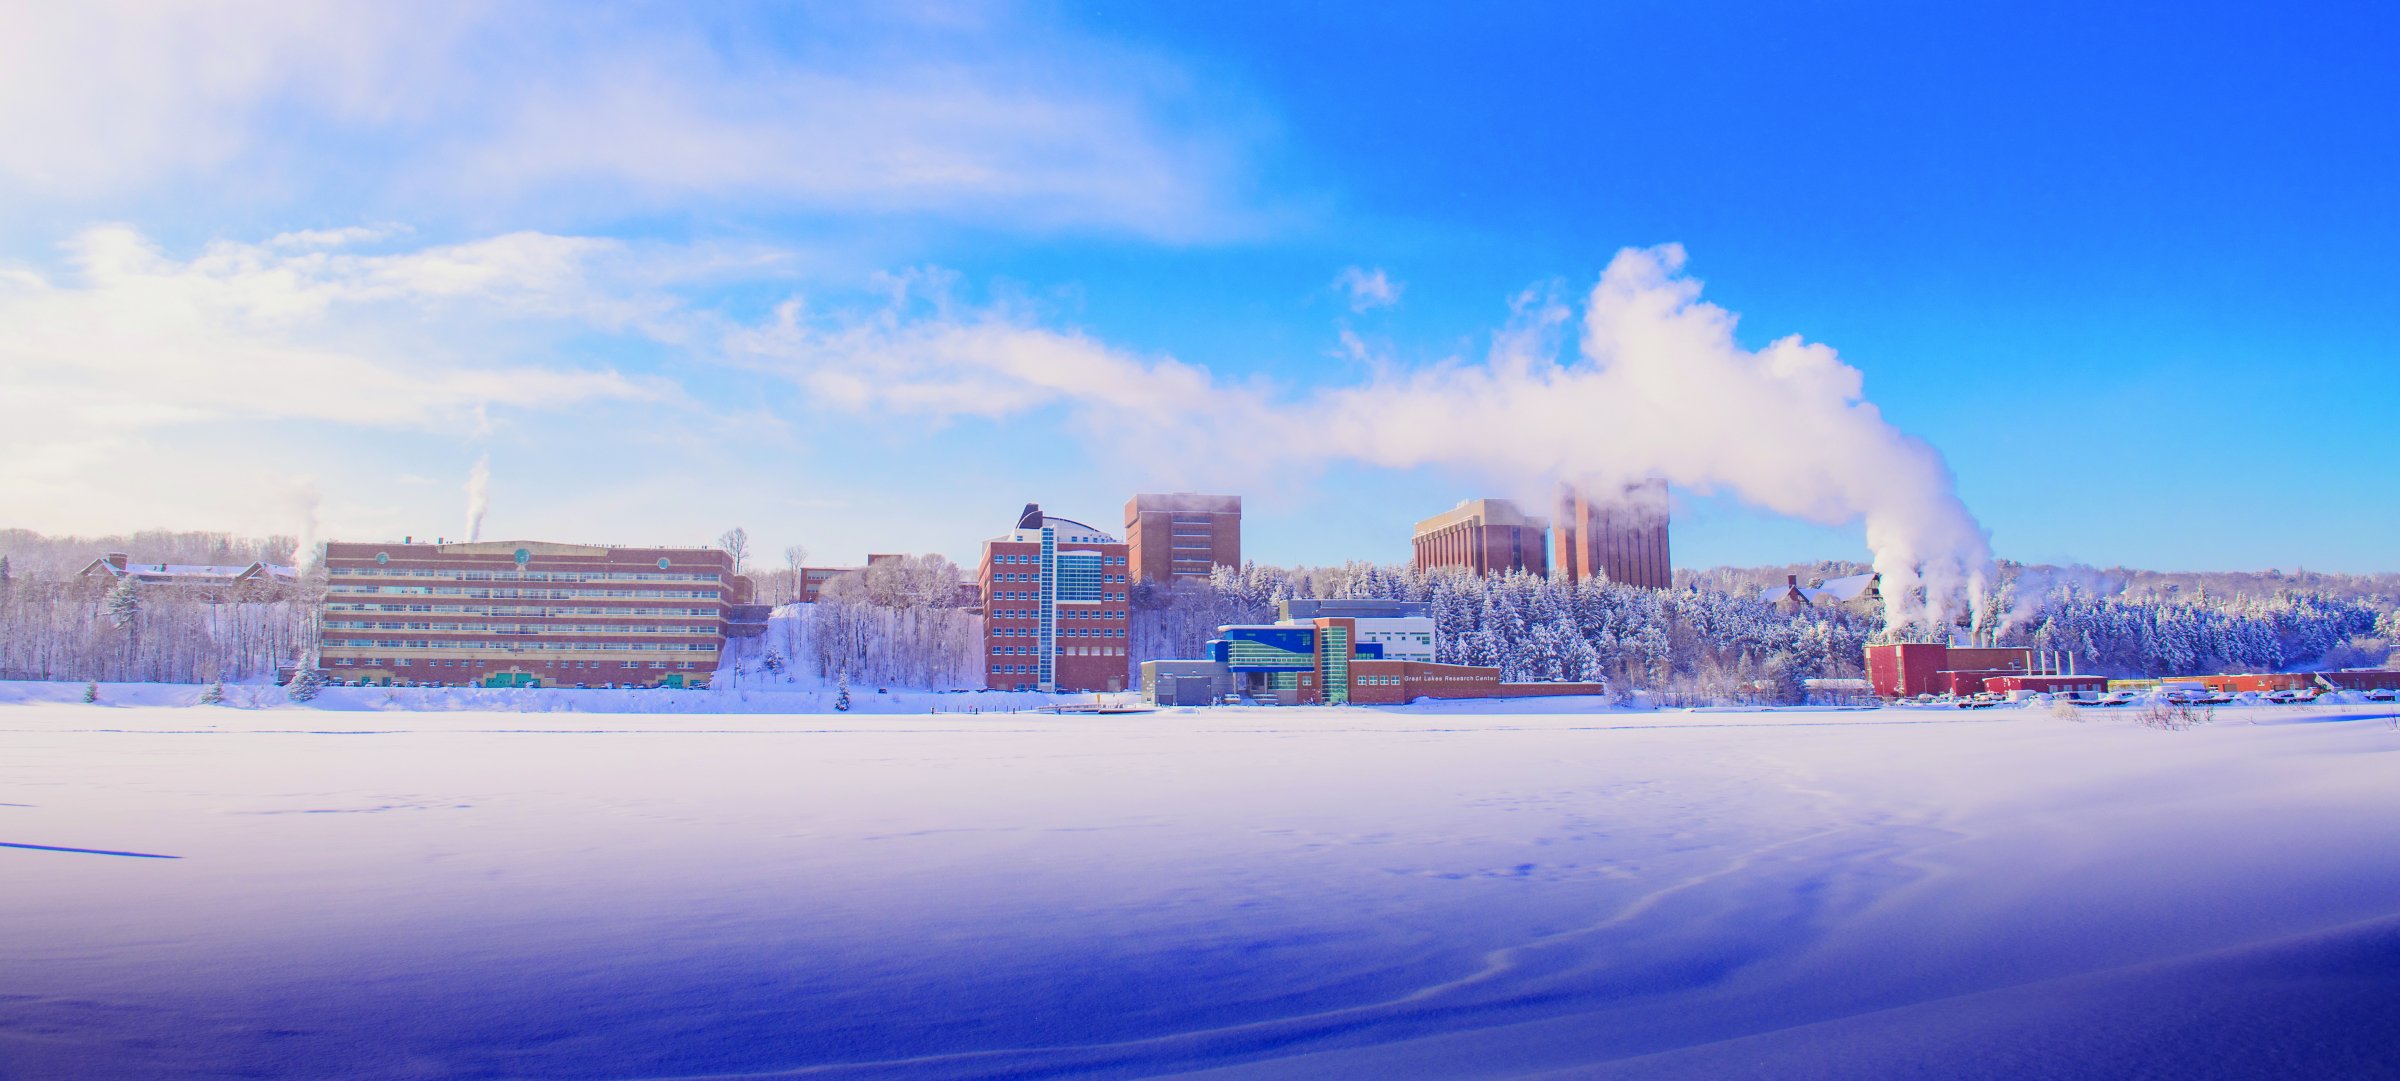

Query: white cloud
left=0, top=2, right=1255, bottom=239
left=0, top=225, right=669, bottom=526
left=1335, top=266, right=1403, bottom=312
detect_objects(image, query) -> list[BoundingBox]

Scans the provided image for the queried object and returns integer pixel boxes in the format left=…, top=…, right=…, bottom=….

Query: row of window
left=323, top=639, right=717, bottom=652
left=326, top=604, right=718, bottom=617
left=986, top=590, right=1124, bottom=601
left=329, top=586, right=722, bottom=600
left=334, top=657, right=696, bottom=670
left=329, top=568, right=721, bottom=583
left=992, top=553, right=1126, bottom=566
left=989, top=645, right=1126, bottom=657
left=991, top=626, right=1123, bottom=638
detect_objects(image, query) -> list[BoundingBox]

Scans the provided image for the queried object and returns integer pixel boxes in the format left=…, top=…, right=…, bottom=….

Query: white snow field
left=3, top=696, right=2398, bottom=1080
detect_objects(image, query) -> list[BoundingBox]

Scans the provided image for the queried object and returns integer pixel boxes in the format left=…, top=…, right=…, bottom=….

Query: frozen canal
left=3, top=701, right=2398, bottom=1079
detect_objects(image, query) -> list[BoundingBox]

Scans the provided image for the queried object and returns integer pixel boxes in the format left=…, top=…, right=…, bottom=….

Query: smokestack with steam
left=465, top=455, right=490, bottom=543
left=290, top=479, right=320, bottom=576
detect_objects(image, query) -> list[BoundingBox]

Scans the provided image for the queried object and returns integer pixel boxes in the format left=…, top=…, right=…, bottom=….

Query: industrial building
left=977, top=504, right=1132, bottom=693
left=1411, top=498, right=1550, bottom=576
left=315, top=539, right=761, bottom=688
left=1867, top=641, right=2400, bottom=700
left=1124, top=493, right=1242, bottom=585
left=1553, top=479, right=1673, bottom=589
left=1864, top=642, right=2052, bottom=699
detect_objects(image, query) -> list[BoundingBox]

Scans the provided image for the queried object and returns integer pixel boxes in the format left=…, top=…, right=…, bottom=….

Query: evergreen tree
left=285, top=667, right=322, bottom=702
left=198, top=681, right=227, bottom=705
left=105, top=574, right=141, bottom=628
left=83, top=680, right=99, bottom=703
left=834, top=671, right=851, bottom=711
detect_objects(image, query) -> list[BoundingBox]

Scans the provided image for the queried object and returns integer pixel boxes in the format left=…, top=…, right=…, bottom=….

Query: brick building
left=1412, top=498, right=1549, bottom=576
left=1123, top=493, right=1241, bottom=585
left=316, top=539, right=758, bottom=688
left=1865, top=643, right=2039, bottom=699
left=978, top=504, right=1132, bottom=692
left=1554, top=479, right=1672, bottom=589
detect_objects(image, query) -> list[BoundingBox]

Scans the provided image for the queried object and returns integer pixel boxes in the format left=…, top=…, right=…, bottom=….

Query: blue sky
left=2, top=1, right=2392, bottom=576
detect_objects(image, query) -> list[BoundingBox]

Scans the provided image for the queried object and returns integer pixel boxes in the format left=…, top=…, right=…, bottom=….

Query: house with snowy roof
left=1761, top=572, right=1882, bottom=615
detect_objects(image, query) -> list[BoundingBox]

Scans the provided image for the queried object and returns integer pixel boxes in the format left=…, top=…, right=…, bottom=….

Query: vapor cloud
left=730, top=246, right=1993, bottom=632
left=1335, top=266, right=1402, bottom=312
left=465, top=454, right=491, bottom=543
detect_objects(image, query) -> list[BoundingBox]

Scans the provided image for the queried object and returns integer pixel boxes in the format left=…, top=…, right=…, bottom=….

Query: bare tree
left=782, top=544, right=809, bottom=604
left=716, top=527, right=751, bottom=576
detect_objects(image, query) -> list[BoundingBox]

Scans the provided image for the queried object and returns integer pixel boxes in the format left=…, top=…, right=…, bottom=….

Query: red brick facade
left=978, top=513, right=1131, bottom=692
left=1412, top=499, right=1549, bottom=576
left=317, top=540, right=752, bottom=688
left=1347, top=659, right=1608, bottom=704
left=1554, top=479, right=1672, bottom=589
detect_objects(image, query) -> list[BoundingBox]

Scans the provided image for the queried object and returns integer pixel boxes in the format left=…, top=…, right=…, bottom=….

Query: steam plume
left=1304, top=245, right=1992, bottom=634
left=289, top=479, right=320, bottom=575
left=740, top=243, right=1995, bottom=634
left=465, top=455, right=490, bottom=543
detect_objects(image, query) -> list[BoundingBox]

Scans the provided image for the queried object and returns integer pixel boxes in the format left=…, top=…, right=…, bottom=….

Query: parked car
left=2365, top=687, right=2397, bottom=703
left=2264, top=689, right=2303, bottom=704
left=2097, top=690, right=2139, bottom=707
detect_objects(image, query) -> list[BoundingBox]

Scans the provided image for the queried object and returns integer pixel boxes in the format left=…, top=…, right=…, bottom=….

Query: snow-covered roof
left=80, top=559, right=296, bottom=585
left=1812, top=572, right=1880, bottom=603
left=990, top=516, right=1120, bottom=545
left=1759, top=572, right=1880, bottom=607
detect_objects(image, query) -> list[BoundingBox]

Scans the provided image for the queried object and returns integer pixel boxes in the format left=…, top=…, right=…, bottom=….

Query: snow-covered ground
left=3, top=694, right=2397, bottom=1080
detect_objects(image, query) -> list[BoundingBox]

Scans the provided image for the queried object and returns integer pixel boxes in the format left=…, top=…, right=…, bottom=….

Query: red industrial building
left=1870, top=642, right=2400, bottom=700
left=1983, top=674, right=2110, bottom=695
left=2317, top=669, right=2400, bottom=692
left=1412, top=498, right=1549, bottom=576
left=1866, top=643, right=2046, bottom=699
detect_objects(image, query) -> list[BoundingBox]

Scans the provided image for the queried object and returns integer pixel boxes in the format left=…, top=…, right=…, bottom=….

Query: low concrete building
left=1141, top=660, right=1233, bottom=706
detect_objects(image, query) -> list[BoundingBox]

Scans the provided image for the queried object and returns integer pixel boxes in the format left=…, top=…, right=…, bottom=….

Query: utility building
left=1411, top=498, right=1549, bottom=577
